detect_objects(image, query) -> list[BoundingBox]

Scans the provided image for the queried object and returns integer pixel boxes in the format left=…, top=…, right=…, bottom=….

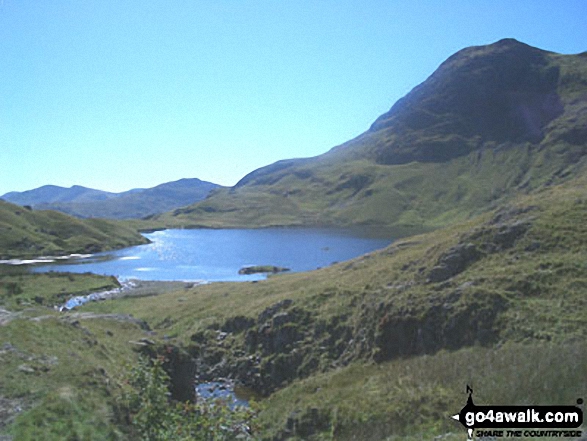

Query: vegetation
left=0, top=310, right=145, bottom=440
left=79, top=175, right=587, bottom=439
left=121, top=357, right=257, bottom=440
left=0, top=269, right=119, bottom=310
left=0, top=199, right=148, bottom=259
left=155, top=39, right=587, bottom=231
left=0, top=39, right=585, bottom=440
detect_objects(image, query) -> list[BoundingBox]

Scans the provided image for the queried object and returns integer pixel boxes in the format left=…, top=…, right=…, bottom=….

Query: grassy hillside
left=0, top=176, right=584, bottom=439
left=0, top=200, right=148, bottom=259
left=158, top=39, right=587, bottom=230
left=0, top=306, right=149, bottom=440
left=1, top=38, right=585, bottom=440
left=78, top=175, right=586, bottom=439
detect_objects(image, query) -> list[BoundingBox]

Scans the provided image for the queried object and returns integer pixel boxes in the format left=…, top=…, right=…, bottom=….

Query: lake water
left=33, top=228, right=393, bottom=282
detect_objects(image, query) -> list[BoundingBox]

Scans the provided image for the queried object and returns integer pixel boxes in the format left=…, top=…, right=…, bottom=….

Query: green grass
left=77, top=176, right=587, bottom=439
left=0, top=200, right=148, bottom=259
left=0, top=302, right=149, bottom=439
left=0, top=311, right=144, bottom=440
left=1, top=176, right=586, bottom=439
left=0, top=269, right=119, bottom=311
left=258, top=343, right=586, bottom=440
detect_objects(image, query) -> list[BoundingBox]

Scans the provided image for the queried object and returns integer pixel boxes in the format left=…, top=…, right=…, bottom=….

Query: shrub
left=121, top=357, right=258, bottom=440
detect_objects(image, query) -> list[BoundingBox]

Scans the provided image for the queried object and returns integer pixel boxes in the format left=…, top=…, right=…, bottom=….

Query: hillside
left=1, top=173, right=584, bottom=439
left=2, top=178, right=221, bottom=220
left=77, top=173, right=587, bottom=439
left=0, top=200, right=148, bottom=259
left=160, top=39, right=587, bottom=229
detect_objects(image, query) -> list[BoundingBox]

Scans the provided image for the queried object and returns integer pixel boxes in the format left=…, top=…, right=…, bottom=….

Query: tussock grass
left=258, top=342, right=586, bottom=440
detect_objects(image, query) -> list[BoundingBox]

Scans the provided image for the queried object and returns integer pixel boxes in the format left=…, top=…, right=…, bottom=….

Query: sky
left=1, top=1, right=586, bottom=195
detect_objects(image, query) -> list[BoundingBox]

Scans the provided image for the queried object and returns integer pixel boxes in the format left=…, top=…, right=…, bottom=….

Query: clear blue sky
left=1, top=1, right=586, bottom=195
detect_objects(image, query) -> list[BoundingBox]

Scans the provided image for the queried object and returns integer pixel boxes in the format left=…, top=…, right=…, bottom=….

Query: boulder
left=427, top=243, right=481, bottom=283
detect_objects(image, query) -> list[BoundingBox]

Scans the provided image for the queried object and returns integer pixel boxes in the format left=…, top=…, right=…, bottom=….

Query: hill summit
left=366, top=38, right=564, bottom=163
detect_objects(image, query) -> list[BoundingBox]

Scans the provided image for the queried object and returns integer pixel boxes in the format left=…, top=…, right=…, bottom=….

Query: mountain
left=159, top=39, right=587, bottom=229
left=0, top=199, right=149, bottom=259
left=2, top=178, right=222, bottom=220
left=2, top=185, right=117, bottom=206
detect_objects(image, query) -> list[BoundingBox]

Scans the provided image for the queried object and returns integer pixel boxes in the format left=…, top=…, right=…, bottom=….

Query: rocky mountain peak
left=368, top=39, right=565, bottom=164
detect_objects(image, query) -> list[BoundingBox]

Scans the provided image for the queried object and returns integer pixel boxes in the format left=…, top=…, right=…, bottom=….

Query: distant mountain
left=159, top=39, right=587, bottom=229
left=0, top=199, right=148, bottom=259
left=2, top=185, right=117, bottom=206
left=2, top=178, right=222, bottom=219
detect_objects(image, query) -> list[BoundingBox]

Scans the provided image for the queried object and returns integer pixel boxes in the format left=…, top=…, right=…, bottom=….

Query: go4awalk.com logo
left=451, top=386, right=583, bottom=439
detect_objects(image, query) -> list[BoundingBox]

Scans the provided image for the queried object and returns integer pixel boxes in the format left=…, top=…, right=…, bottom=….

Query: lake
left=33, top=228, right=393, bottom=282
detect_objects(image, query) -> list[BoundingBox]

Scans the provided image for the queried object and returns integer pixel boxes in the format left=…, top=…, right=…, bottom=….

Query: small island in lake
left=238, top=265, right=290, bottom=275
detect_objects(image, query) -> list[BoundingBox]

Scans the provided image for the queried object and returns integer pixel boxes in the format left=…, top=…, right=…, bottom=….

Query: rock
left=61, top=313, right=151, bottom=331
left=18, top=364, right=35, bottom=374
left=489, top=205, right=537, bottom=225
left=427, top=243, right=481, bottom=283
left=221, top=316, right=255, bottom=334
left=138, top=338, right=155, bottom=346
left=491, top=220, right=531, bottom=249
left=273, top=324, right=300, bottom=352
left=374, top=290, right=507, bottom=362
left=258, top=299, right=293, bottom=323
left=272, top=312, right=292, bottom=328
left=0, top=396, right=27, bottom=433
left=525, top=241, right=541, bottom=252
left=161, top=346, right=197, bottom=403
left=238, top=265, right=290, bottom=275
left=469, top=212, right=534, bottom=253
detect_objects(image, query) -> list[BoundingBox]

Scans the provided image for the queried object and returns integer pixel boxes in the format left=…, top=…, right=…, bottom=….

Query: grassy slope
left=157, top=43, right=587, bottom=231
left=0, top=200, right=149, bottom=259
left=81, top=175, right=587, bottom=439
left=0, top=269, right=120, bottom=311
left=0, top=309, right=149, bottom=440
left=0, top=176, right=584, bottom=440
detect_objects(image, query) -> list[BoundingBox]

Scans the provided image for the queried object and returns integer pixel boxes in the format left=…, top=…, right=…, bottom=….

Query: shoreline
left=0, top=253, right=94, bottom=266
left=58, top=279, right=199, bottom=311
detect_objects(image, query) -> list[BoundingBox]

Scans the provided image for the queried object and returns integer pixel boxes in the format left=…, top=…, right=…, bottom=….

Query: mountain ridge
left=2, top=185, right=117, bottom=206
left=160, top=39, right=587, bottom=230
left=2, top=178, right=222, bottom=220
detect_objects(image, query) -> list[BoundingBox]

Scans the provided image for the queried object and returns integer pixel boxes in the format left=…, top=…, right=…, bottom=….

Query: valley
left=0, top=39, right=586, bottom=440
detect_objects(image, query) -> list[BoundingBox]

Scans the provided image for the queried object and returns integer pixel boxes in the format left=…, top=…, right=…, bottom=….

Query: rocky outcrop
left=427, top=208, right=534, bottom=283
left=373, top=289, right=507, bottom=362
left=238, top=266, right=290, bottom=275
left=427, top=243, right=481, bottom=283
left=279, top=407, right=332, bottom=440
left=185, top=299, right=353, bottom=396
left=138, top=344, right=197, bottom=403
